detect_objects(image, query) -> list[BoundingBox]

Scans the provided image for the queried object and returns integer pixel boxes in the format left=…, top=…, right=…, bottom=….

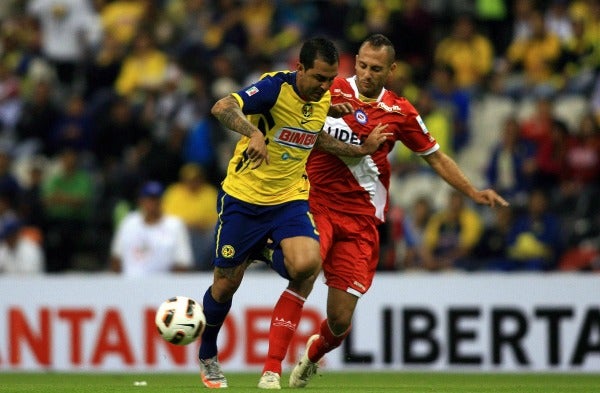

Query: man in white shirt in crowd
left=110, top=181, right=193, bottom=277
left=0, top=217, right=45, bottom=274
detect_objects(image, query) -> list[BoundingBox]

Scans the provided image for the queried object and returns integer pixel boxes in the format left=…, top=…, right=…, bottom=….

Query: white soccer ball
left=155, top=296, right=206, bottom=345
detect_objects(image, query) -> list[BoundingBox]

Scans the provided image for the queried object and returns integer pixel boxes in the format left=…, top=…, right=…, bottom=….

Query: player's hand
left=247, top=130, right=270, bottom=169
left=472, top=189, right=509, bottom=208
left=328, top=102, right=353, bottom=118
left=360, top=123, right=392, bottom=155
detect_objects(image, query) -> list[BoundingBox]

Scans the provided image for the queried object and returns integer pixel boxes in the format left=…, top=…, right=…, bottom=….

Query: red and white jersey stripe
left=307, top=76, right=439, bottom=223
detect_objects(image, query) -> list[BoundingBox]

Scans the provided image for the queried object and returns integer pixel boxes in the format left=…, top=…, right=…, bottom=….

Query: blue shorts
left=213, top=190, right=319, bottom=269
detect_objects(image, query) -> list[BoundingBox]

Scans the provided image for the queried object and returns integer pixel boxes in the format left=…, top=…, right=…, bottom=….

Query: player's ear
left=296, top=62, right=305, bottom=74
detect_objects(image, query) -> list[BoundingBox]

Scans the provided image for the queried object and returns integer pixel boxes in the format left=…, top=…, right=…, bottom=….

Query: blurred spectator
left=520, top=96, right=557, bottom=146
left=201, top=0, right=246, bottom=53
left=139, top=127, right=185, bottom=188
left=100, top=0, right=148, bottom=46
left=559, top=15, right=597, bottom=95
left=93, top=95, right=151, bottom=173
left=269, top=0, right=320, bottom=57
left=0, top=216, right=45, bottom=274
left=52, top=93, right=94, bottom=153
left=510, top=0, right=536, bottom=43
left=386, top=60, right=420, bottom=103
left=531, top=118, right=568, bottom=191
left=570, top=0, right=600, bottom=72
left=475, top=0, right=510, bottom=54
left=82, top=31, right=125, bottom=101
left=504, top=9, right=562, bottom=99
left=162, top=163, right=217, bottom=271
left=0, top=192, right=18, bottom=224
left=0, top=59, right=22, bottom=137
left=545, top=0, right=574, bottom=43
left=485, top=116, right=536, bottom=206
left=240, top=0, right=276, bottom=58
left=15, top=78, right=61, bottom=156
left=503, top=189, right=562, bottom=271
left=392, top=0, right=434, bottom=84
left=165, top=0, right=213, bottom=67
left=27, top=0, right=102, bottom=87
left=399, top=196, right=434, bottom=270
left=182, top=116, right=218, bottom=177
left=433, top=13, right=494, bottom=93
left=15, top=156, right=46, bottom=231
left=176, top=72, right=228, bottom=183
left=109, top=180, right=193, bottom=276
left=559, top=113, right=600, bottom=217
left=0, top=148, right=22, bottom=207
left=472, top=206, right=513, bottom=270
left=209, top=51, right=241, bottom=100
left=42, top=148, right=94, bottom=272
left=591, top=73, right=600, bottom=126
left=344, top=0, right=401, bottom=50
left=428, top=63, right=472, bottom=152
left=422, top=190, right=484, bottom=271
left=115, top=29, right=168, bottom=101
left=314, top=0, right=353, bottom=42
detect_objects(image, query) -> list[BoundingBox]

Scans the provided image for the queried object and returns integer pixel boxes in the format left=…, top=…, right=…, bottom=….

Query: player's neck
left=358, top=92, right=378, bottom=102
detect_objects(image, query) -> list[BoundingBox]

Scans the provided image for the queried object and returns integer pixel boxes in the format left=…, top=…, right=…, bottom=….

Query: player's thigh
left=311, top=207, right=334, bottom=261
left=322, top=215, right=379, bottom=297
left=214, top=192, right=271, bottom=268
left=270, top=200, right=320, bottom=273
left=280, top=235, right=321, bottom=274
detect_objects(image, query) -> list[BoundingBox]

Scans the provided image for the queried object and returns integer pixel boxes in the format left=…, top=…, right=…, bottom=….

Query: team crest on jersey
left=302, top=103, right=313, bottom=118
left=245, top=86, right=259, bottom=96
left=355, top=109, right=368, bottom=125
left=221, top=245, right=235, bottom=258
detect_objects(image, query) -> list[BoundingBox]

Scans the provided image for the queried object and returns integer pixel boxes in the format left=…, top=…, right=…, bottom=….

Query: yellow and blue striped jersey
left=222, top=71, right=331, bottom=205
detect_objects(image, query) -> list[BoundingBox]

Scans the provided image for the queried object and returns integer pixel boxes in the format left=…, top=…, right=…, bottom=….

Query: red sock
left=262, top=289, right=305, bottom=374
left=308, top=319, right=351, bottom=363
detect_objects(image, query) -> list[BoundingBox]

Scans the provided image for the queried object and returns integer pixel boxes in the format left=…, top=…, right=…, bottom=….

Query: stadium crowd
left=0, top=0, right=599, bottom=274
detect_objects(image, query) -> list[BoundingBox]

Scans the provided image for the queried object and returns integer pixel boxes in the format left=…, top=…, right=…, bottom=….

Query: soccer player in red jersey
left=196, top=37, right=390, bottom=390
left=268, top=34, right=509, bottom=388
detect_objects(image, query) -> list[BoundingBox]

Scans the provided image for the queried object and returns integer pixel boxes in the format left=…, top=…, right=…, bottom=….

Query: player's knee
left=212, top=267, right=244, bottom=302
left=286, top=255, right=321, bottom=282
left=328, top=308, right=353, bottom=334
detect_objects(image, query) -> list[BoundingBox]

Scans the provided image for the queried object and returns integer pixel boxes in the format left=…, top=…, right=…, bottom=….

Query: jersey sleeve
left=232, top=75, right=282, bottom=115
left=395, top=105, right=439, bottom=156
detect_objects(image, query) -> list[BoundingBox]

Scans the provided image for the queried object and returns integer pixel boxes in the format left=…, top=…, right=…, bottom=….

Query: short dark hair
left=299, top=37, right=339, bottom=70
left=361, top=34, right=396, bottom=63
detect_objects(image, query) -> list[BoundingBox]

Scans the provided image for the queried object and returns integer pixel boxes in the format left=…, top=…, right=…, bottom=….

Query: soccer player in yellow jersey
left=198, top=38, right=391, bottom=389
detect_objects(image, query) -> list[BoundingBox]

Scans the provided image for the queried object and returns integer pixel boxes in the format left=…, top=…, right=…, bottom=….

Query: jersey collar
left=348, top=76, right=386, bottom=102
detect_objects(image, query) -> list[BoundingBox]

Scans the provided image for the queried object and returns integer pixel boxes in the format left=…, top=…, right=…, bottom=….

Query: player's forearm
left=211, top=95, right=261, bottom=138
left=423, top=151, right=478, bottom=199
left=315, top=131, right=365, bottom=157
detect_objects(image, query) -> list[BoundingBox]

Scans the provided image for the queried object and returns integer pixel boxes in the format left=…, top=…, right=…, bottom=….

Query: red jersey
left=307, top=76, right=439, bottom=223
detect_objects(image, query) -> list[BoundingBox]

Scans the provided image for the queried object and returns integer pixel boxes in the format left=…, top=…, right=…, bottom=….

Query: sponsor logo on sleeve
left=245, top=86, right=259, bottom=96
left=416, top=115, right=430, bottom=134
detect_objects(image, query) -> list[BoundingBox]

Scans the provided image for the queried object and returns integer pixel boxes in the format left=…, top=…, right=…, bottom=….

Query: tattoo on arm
left=212, top=95, right=261, bottom=138
left=315, top=131, right=363, bottom=157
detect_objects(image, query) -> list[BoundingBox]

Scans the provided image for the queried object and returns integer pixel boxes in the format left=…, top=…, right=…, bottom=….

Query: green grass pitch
left=2, top=372, right=599, bottom=393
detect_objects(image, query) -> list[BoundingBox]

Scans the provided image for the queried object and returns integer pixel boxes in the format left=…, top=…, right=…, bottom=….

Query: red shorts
left=311, top=203, right=380, bottom=297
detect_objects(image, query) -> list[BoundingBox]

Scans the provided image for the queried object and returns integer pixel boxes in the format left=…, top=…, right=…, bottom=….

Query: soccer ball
left=155, top=296, right=206, bottom=345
